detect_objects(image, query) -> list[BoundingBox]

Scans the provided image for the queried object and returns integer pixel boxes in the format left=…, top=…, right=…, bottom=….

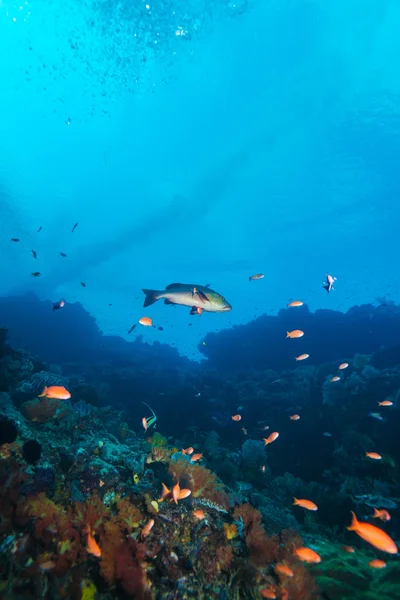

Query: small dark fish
left=32, top=272, right=41, bottom=277
left=11, top=238, right=19, bottom=242
left=108, top=303, right=112, bottom=306
left=32, top=250, right=37, bottom=259
left=205, top=284, right=211, bottom=288
left=60, top=252, right=67, bottom=258
left=37, top=226, right=42, bottom=233
left=158, top=326, right=163, bottom=331
left=53, top=300, right=65, bottom=311
left=72, top=222, right=78, bottom=233
left=128, top=324, right=137, bottom=334
left=80, top=282, right=86, bottom=287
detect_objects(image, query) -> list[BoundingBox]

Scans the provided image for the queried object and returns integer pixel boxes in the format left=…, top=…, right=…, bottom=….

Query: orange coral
left=168, top=459, right=230, bottom=508
left=216, top=545, right=234, bottom=571
left=116, top=498, right=143, bottom=533
left=21, top=397, right=70, bottom=422
left=233, top=504, right=279, bottom=566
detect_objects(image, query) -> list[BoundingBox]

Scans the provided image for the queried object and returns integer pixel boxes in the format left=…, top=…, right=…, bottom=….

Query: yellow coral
left=224, top=523, right=238, bottom=540
left=81, top=579, right=97, bottom=600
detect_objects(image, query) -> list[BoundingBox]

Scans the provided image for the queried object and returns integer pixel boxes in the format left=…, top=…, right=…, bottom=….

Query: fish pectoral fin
left=164, top=299, right=174, bottom=305
left=196, top=290, right=209, bottom=303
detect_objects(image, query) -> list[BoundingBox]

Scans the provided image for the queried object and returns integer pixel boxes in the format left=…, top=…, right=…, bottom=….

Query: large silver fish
left=142, top=283, right=232, bottom=313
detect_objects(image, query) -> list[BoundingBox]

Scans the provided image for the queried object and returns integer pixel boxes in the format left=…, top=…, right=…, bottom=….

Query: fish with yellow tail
left=142, top=283, right=231, bottom=315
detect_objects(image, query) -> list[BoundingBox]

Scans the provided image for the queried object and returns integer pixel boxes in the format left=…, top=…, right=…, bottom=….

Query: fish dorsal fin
left=165, top=283, right=184, bottom=289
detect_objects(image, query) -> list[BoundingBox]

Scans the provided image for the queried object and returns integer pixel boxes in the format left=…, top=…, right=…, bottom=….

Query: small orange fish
left=99, top=480, right=105, bottom=488
left=338, top=362, right=349, bottom=370
left=38, top=385, right=71, bottom=400
left=330, top=376, right=340, bottom=383
left=294, top=547, right=321, bottom=563
left=288, top=301, right=303, bottom=307
left=87, top=529, right=101, bottom=557
left=341, top=545, right=355, bottom=553
left=261, top=465, right=266, bottom=473
left=347, top=511, right=398, bottom=554
left=191, top=453, right=203, bottom=462
left=142, top=417, right=148, bottom=432
left=295, top=354, right=309, bottom=361
left=378, top=400, right=393, bottom=406
left=274, top=564, right=294, bottom=578
left=293, top=497, right=318, bottom=511
left=232, top=414, right=242, bottom=421
left=178, top=488, right=191, bottom=500
left=369, top=559, right=386, bottom=569
left=290, top=414, right=300, bottom=420
left=373, top=508, right=391, bottom=522
left=141, top=519, right=155, bottom=540
left=366, top=452, right=382, bottom=460
left=182, top=447, right=194, bottom=455
left=286, top=330, right=304, bottom=339
left=281, top=589, right=289, bottom=600
left=263, top=432, right=279, bottom=445
left=260, top=586, right=276, bottom=599
left=159, top=483, right=171, bottom=502
left=139, top=317, right=153, bottom=327
left=249, top=273, right=264, bottom=281
left=193, top=509, right=206, bottom=520
left=172, top=482, right=181, bottom=504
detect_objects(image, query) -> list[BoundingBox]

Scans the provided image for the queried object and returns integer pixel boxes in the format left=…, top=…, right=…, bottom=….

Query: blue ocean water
left=1, top=1, right=400, bottom=599
left=1, top=0, right=400, bottom=357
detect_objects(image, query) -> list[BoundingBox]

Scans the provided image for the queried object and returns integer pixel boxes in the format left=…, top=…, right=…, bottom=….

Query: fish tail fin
left=38, top=386, right=47, bottom=397
left=142, top=289, right=162, bottom=307
left=373, top=508, right=379, bottom=517
left=286, top=332, right=290, bottom=338
left=347, top=511, right=358, bottom=531
left=293, top=497, right=298, bottom=505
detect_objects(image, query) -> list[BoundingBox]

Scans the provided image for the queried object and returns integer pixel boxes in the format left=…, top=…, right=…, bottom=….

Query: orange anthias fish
left=263, top=432, right=279, bottom=445
left=341, top=545, right=355, bottom=553
left=232, top=414, right=242, bottom=421
left=373, top=508, right=391, bottom=522
left=87, top=529, right=101, bottom=557
left=330, top=376, right=340, bottom=383
left=339, top=362, right=349, bottom=370
left=290, top=414, right=300, bottom=420
left=139, top=317, right=153, bottom=327
left=288, top=301, right=303, bottom=307
left=158, top=483, right=171, bottom=502
left=295, top=354, right=309, bottom=361
left=141, top=519, right=155, bottom=540
left=142, top=417, right=148, bottom=432
left=182, top=447, right=194, bottom=455
left=366, top=452, right=382, bottom=460
left=347, top=511, right=398, bottom=554
left=378, top=400, right=393, bottom=406
left=274, top=564, right=294, bottom=578
left=191, top=453, right=203, bottom=462
left=178, top=489, right=191, bottom=500
left=38, top=386, right=71, bottom=400
left=172, top=482, right=181, bottom=504
left=368, top=559, right=386, bottom=569
left=286, top=330, right=304, bottom=339
left=249, top=273, right=264, bottom=281
left=293, top=498, right=318, bottom=511
left=294, top=547, right=321, bottom=563
left=260, top=586, right=276, bottom=599
left=193, top=510, right=206, bottom=520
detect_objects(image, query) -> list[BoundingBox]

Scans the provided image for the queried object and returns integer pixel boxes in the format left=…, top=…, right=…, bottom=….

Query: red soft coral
left=233, top=504, right=279, bottom=566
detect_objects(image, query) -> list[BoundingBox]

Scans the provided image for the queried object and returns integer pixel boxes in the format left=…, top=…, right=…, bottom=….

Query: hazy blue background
left=1, top=0, right=399, bottom=356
